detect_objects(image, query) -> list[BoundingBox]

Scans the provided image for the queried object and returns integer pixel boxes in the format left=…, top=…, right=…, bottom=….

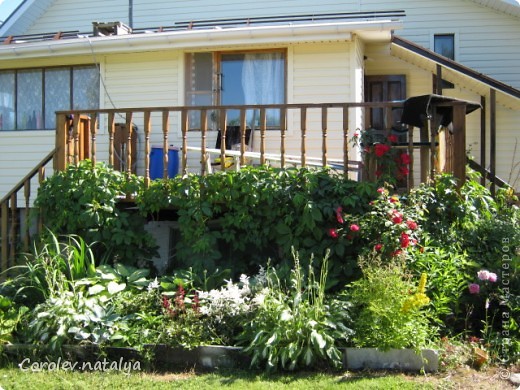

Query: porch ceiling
left=390, top=36, right=520, bottom=111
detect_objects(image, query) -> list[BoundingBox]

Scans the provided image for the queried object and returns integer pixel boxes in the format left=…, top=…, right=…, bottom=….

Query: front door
left=364, top=75, right=406, bottom=131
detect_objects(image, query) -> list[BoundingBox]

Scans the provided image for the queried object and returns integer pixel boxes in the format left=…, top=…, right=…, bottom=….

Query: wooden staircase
left=0, top=150, right=55, bottom=275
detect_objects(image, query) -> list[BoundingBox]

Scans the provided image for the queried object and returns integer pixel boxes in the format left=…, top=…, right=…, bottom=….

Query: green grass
left=0, top=367, right=434, bottom=390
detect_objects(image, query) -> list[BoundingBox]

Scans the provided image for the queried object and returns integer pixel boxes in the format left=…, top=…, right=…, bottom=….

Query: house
left=0, top=0, right=519, bottom=267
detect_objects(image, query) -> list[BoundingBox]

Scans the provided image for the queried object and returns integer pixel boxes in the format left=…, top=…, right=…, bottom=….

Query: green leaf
left=107, top=281, right=126, bottom=295
left=88, top=284, right=105, bottom=296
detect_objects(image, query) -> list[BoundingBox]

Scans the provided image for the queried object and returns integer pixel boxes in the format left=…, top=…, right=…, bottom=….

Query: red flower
left=389, top=196, right=399, bottom=203
left=406, top=220, right=418, bottom=230
left=391, top=249, right=403, bottom=257
left=374, top=143, right=391, bottom=157
left=399, top=166, right=409, bottom=176
left=374, top=243, right=383, bottom=252
left=400, top=232, right=410, bottom=248
left=375, top=169, right=383, bottom=178
left=328, top=228, right=339, bottom=238
left=349, top=224, right=360, bottom=232
left=335, top=206, right=344, bottom=224
left=388, top=134, right=399, bottom=143
left=400, top=153, right=411, bottom=165
left=392, top=211, right=403, bottom=224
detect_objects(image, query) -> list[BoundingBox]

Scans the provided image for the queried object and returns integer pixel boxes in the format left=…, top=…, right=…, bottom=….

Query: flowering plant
left=328, top=186, right=422, bottom=260
left=353, top=129, right=411, bottom=187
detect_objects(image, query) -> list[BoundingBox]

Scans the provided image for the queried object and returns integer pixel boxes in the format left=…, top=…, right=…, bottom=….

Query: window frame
left=185, top=48, right=287, bottom=131
left=0, top=64, right=98, bottom=131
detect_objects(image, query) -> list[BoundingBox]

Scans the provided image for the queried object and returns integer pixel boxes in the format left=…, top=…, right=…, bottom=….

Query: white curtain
left=241, top=52, right=284, bottom=127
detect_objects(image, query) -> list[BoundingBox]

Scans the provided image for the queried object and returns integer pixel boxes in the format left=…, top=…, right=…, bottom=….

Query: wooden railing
left=0, top=149, right=55, bottom=274
left=55, top=101, right=469, bottom=188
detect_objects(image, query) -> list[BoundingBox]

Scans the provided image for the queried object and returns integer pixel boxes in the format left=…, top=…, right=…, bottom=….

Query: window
left=186, top=50, right=286, bottom=130
left=434, top=34, right=455, bottom=60
left=0, top=65, right=99, bottom=131
left=433, top=34, right=455, bottom=90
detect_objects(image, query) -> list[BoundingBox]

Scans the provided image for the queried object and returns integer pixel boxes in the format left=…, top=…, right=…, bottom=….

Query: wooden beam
left=55, top=114, right=68, bottom=171
left=144, top=111, right=152, bottom=187
left=342, top=106, right=349, bottom=179
left=452, top=104, right=467, bottom=188
left=322, top=107, right=328, bottom=166
left=162, top=110, right=170, bottom=178
left=300, top=108, right=307, bottom=167
left=1, top=202, right=8, bottom=273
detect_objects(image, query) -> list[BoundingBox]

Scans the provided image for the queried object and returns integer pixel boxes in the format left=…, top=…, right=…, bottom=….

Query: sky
left=0, top=0, right=23, bottom=24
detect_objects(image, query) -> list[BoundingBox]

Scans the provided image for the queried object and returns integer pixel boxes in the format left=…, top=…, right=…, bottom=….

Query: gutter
left=0, top=19, right=401, bottom=60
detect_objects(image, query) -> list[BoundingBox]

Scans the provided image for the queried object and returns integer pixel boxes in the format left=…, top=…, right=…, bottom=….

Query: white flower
left=147, top=277, right=159, bottom=292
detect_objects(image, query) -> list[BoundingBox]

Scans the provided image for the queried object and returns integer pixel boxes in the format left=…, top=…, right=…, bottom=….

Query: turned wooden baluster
left=219, top=109, right=227, bottom=171
left=23, top=180, right=30, bottom=252
left=259, top=108, right=266, bottom=165
left=300, top=108, right=307, bottom=167
left=125, top=112, right=134, bottom=177
left=181, top=109, right=188, bottom=176
left=108, top=113, right=116, bottom=167
left=280, top=108, right=287, bottom=168
left=1, top=202, right=7, bottom=272
left=9, top=193, right=16, bottom=267
left=408, top=125, right=415, bottom=190
left=144, top=111, right=152, bottom=187
left=162, top=110, right=170, bottom=179
left=240, top=109, right=247, bottom=167
left=90, top=112, right=98, bottom=165
left=72, top=114, right=80, bottom=165
left=343, top=105, right=349, bottom=179
left=200, top=109, right=208, bottom=176
left=322, top=106, right=328, bottom=167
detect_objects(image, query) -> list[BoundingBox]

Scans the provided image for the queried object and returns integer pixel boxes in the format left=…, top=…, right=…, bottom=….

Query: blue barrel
left=150, top=146, right=179, bottom=179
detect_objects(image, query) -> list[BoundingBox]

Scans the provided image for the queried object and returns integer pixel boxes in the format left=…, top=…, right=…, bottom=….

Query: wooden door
left=365, top=75, right=406, bottom=131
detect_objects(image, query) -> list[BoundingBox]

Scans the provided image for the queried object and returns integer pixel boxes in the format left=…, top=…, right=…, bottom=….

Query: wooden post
left=144, top=111, right=152, bottom=187
left=452, top=104, right=467, bottom=188
left=436, top=64, right=443, bottom=95
left=72, top=115, right=80, bottom=165
left=420, top=125, right=430, bottom=183
left=55, top=113, right=68, bottom=171
left=408, top=125, right=414, bottom=190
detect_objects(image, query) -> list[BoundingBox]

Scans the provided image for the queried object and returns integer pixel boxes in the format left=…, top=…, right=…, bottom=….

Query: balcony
left=1, top=98, right=477, bottom=272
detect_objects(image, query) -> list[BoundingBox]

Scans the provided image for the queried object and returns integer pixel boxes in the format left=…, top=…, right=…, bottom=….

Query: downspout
left=129, top=0, right=133, bottom=28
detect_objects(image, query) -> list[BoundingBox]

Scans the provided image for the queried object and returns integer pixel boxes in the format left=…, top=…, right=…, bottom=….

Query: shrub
left=35, top=160, right=158, bottom=266
left=346, top=254, right=436, bottom=350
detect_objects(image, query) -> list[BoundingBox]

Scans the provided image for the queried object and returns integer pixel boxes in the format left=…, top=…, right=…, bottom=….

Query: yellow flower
left=401, top=274, right=430, bottom=313
left=418, top=273, right=427, bottom=294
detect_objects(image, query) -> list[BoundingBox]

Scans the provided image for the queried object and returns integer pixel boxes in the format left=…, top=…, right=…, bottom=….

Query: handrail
left=467, top=157, right=510, bottom=190
left=0, top=148, right=56, bottom=274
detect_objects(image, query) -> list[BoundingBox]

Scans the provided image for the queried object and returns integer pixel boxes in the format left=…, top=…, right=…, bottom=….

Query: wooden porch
left=0, top=99, right=482, bottom=272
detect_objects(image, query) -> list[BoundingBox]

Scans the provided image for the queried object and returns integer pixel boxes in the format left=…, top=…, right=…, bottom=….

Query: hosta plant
left=238, top=250, right=353, bottom=371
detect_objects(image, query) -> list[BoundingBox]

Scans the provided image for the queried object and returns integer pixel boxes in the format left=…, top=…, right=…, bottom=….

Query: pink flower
left=488, top=273, right=497, bottom=283
left=392, top=211, right=403, bottom=224
left=335, top=206, right=344, bottom=224
left=388, top=134, right=399, bottom=143
left=328, top=228, right=338, bottom=239
left=391, top=249, right=403, bottom=257
left=374, top=243, right=383, bottom=252
left=377, top=187, right=385, bottom=194
left=406, top=220, right=418, bottom=230
left=349, top=224, right=360, bottom=232
left=400, top=232, right=410, bottom=248
left=477, top=270, right=490, bottom=281
left=469, top=283, right=480, bottom=294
